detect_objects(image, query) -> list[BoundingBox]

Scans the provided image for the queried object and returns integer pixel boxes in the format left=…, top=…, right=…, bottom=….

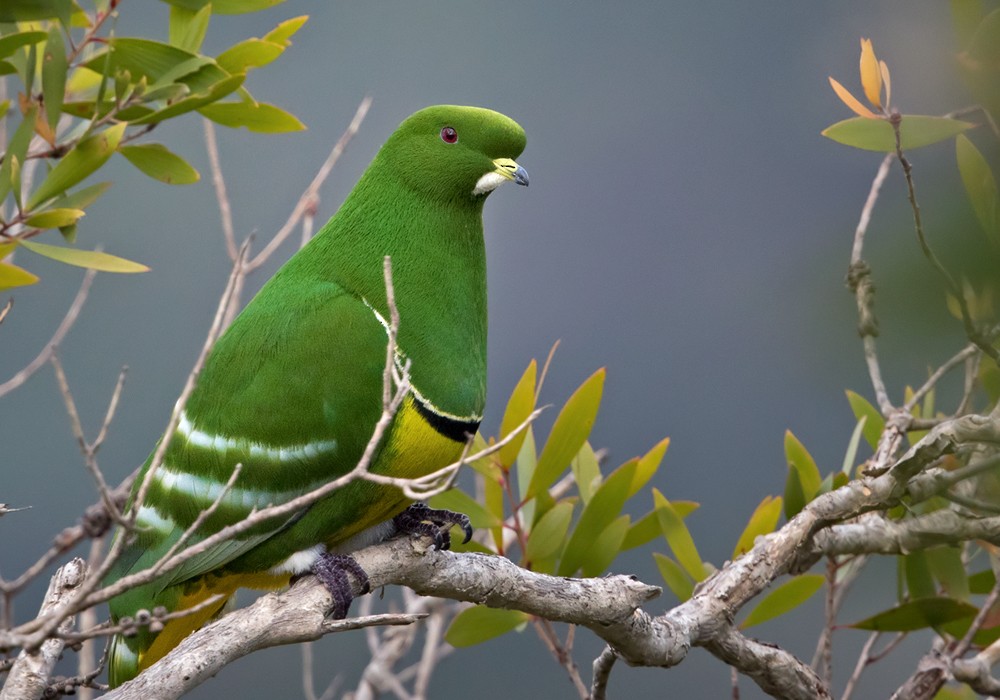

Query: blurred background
left=2, top=2, right=992, bottom=697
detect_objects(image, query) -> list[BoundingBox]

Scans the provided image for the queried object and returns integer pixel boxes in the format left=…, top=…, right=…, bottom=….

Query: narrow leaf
left=859, top=39, right=882, bottom=108
left=653, top=553, right=694, bottom=601
left=119, top=143, right=200, bottom=184
left=570, top=441, right=601, bottom=503
left=428, top=487, right=500, bottom=529
left=216, top=38, right=284, bottom=74
left=445, top=606, right=527, bottom=647
left=627, top=437, right=670, bottom=499
left=581, top=515, right=630, bottom=577
left=498, top=360, right=537, bottom=468
left=846, top=390, right=884, bottom=450
left=654, top=489, right=706, bottom=581
left=525, top=500, right=574, bottom=562
left=783, top=463, right=805, bottom=519
left=127, top=74, right=244, bottom=125
left=0, top=260, right=39, bottom=290
left=828, top=77, right=878, bottom=119
left=956, top=134, right=1000, bottom=245
left=732, top=495, right=783, bottom=558
left=926, top=546, right=970, bottom=601
left=557, top=460, right=636, bottom=576
left=0, top=103, right=38, bottom=204
left=198, top=101, right=305, bottom=133
left=526, top=368, right=605, bottom=499
left=850, top=597, right=978, bottom=632
left=822, top=115, right=974, bottom=152
left=784, top=430, right=822, bottom=500
left=19, top=239, right=148, bottom=273
left=841, top=416, right=867, bottom=476
left=741, top=574, right=825, bottom=629
left=904, top=551, right=937, bottom=601
left=169, top=4, right=212, bottom=53
left=24, top=208, right=84, bottom=228
left=262, top=15, right=308, bottom=46
left=623, top=501, right=698, bottom=551
left=41, top=26, right=67, bottom=131
left=0, top=31, right=47, bottom=61
left=27, top=122, right=126, bottom=210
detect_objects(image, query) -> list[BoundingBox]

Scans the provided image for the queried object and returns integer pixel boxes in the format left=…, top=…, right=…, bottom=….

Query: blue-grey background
left=1, top=2, right=984, bottom=697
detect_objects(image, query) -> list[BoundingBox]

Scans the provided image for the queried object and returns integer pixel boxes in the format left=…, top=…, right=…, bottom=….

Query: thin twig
left=0, top=269, right=96, bottom=398
left=246, top=96, right=371, bottom=272
left=590, top=646, right=617, bottom=700
left=202, top=119, right=237, bottom=262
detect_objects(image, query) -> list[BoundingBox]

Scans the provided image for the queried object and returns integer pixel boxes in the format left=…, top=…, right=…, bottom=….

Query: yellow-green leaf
left=956, top=134, right=1000, bottom=246
left=498, top=360, right=537, bottom=468
left=557, top=460, right=636, bottom=576
left=18, top=239, right=148, bottom=273
left=581, top=515, right=630, bottom=577
left=0, top=260, right=39, bottom=290
left=198, top=101, right=305, bottom=133
left=526, top=368, right=605, bottom=499
left=784, top=464, right=805, bottom=519
left=49, top=181, right=112, bottom=212
left=24, top=208, right=85, bottom=229
left=216, top=38, right=284, bottom=74
left=0, top=31, right=47, bottom=61
left=846, top=390, right=884, bottom=450
left=428, top=487, right=501, bottom=529
left=785, top=430, right=822, bottom=501
left=159, top=0, right=288, bottom=14
left=168, top=4, right=212, bottom=53
left=822, top=115, right=974, bottom=152
left=570, top=440, right=601, bottom=503
left=654, top=553, right=694, bottom=601
left=627, top=437, right=670, bottom=499
left=445, top=606, right=527, bottom=647
left=41, top=26, right=67, bottom=131
left=732, top=495, right=782, bottom=559
left=926, top=546, right=970, bottom=601
left=0, top=103, right=38, bottom=204
left=741, top=574, right=825, bottom=629
left=654, top=488, right=706, bottom=582
left=841, top=415, right=867, bottom=477
left=525, top=501, right=574, bottom=562
left=904, top=550, right=936, bottom=601
left=27, top=122, right=126, bottom=210
left=623, top=501, right=698, bottom=551
left=128, top=74, right=244, bottom=125
left=119, top=143, right=200, bottom=185
left=850, top=596, right=977, bottom=632
left=261, top=15, right=307, bottom=46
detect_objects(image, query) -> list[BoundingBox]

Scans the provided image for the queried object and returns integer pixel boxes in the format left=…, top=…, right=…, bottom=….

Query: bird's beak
left=492, top=157, right=530, bottom=187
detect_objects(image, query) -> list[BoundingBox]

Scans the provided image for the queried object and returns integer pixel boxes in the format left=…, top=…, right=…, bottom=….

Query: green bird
left=105, top=105, right=528, bottom=686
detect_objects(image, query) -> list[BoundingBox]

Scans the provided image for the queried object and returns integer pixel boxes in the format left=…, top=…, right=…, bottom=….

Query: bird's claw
left=310, top=552, right=370, bottom=619
left=393, top=502, right=472, bottom=550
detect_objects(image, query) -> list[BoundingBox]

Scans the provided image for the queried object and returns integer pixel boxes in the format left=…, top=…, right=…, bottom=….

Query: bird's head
left=379, top=105, right=528, bottom=203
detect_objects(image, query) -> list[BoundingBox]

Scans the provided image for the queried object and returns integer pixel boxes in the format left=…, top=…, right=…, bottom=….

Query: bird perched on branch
left=105, top=105, right=528, bottom=686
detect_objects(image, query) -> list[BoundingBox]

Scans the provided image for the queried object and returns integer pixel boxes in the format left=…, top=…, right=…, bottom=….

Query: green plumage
left=105, top=105, right=527, bottom=686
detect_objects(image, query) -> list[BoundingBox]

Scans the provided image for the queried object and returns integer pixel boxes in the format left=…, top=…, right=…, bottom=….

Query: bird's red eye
left=440, top=126, right=458, bottom=143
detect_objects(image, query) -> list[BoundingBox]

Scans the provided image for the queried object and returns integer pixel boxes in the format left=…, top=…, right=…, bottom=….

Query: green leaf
left=92, top=38, right=228, bottom=90
left=969, top=568, right=997, bottom=595
left=216, top=38, right=284, bottom=74
left=0, top=260, right=39, bottom=290
left=0, top=0, right=73, bottom=21
left=654, top=488, right=707, bottom=581
left=926, top=546, right=970, bottom=600
left=582, top=515, right=630, bottom=577
left=967, top=7, right=1000, bottom=64
left=18, top=239, right=148, bottom=273
left=41, top=26, right=67, bottom=132
left=904, top=551, right=937, bottom=601
left=653, top=553, right=694, bottom=601
left=119, top=143, right=200, bottom=185
left=198, top=101, right=305, bottom=133
left=822, top=115, right=975, bottom=152
left=24, top=208, right=84, bottom=228
left=570, top=441, right=601, bottom=503
left=159, top=0, right=288, bottom=14
left=128, top=74, right=244, bottom=125
left=732, top=495, right=782, bottom=558
left=0, top=103, right=38, bottom=204
left=850, top=597, right=978, bottom=632
left=784, top=430, right=822, bottom=501
left=557, top=460, right=636, bottom=576
left=0, top=31, right=47, bottom=61
left=0, top=61, right=15, bottom=77
left=27, top=122, right=126, bottom=210
left=515, top=426, right=537, bottom=506
left=741, top=574, right=825, bottom=629
left=263, top=15, right=308, bottom=46
left=498, top=360, right=537, bottom=468
left=445, top=606, right=527, bottom=647
left=627, top=437, right=670, bottom=499
left=48, top=181, right=112, bottom=211
left=952, top=0, right=986, bottom=48
left=623, top=502, right=698, bottom=551
left=525, top=500, right=574, bottom=562
left=428, top=487, right=501, bottom=529
left=526, top=368, right=605, bottom=499
left=956, top=134, right=1000, bottom=245
left=783, top=463, right=805, bottom=519
left=169, top=4, right=212, bottom=53
left=841, top=416, right=867, bottom=477
left=846, top=390, right=884, bottom=450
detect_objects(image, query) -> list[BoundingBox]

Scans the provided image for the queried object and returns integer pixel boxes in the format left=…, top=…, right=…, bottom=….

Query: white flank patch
left=360, top=300, right=483, bottom=424
left=136, top=504, right=174, bottom=533
left=112, top=639, right=137, bottom=666
left=329, top=520, right=397, bottom=554
left=176, top=411, right=337, bottom=462
left=153, top=466, right=318, bottom=511
left=472, top=171, right=507, bottom=195
left=268, top=544, right=325, bottom=575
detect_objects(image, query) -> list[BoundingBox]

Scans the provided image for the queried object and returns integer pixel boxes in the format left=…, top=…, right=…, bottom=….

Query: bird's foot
left=310, top=553, right=370, bottom=619
left=393, top=502, right=472, bottom=550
